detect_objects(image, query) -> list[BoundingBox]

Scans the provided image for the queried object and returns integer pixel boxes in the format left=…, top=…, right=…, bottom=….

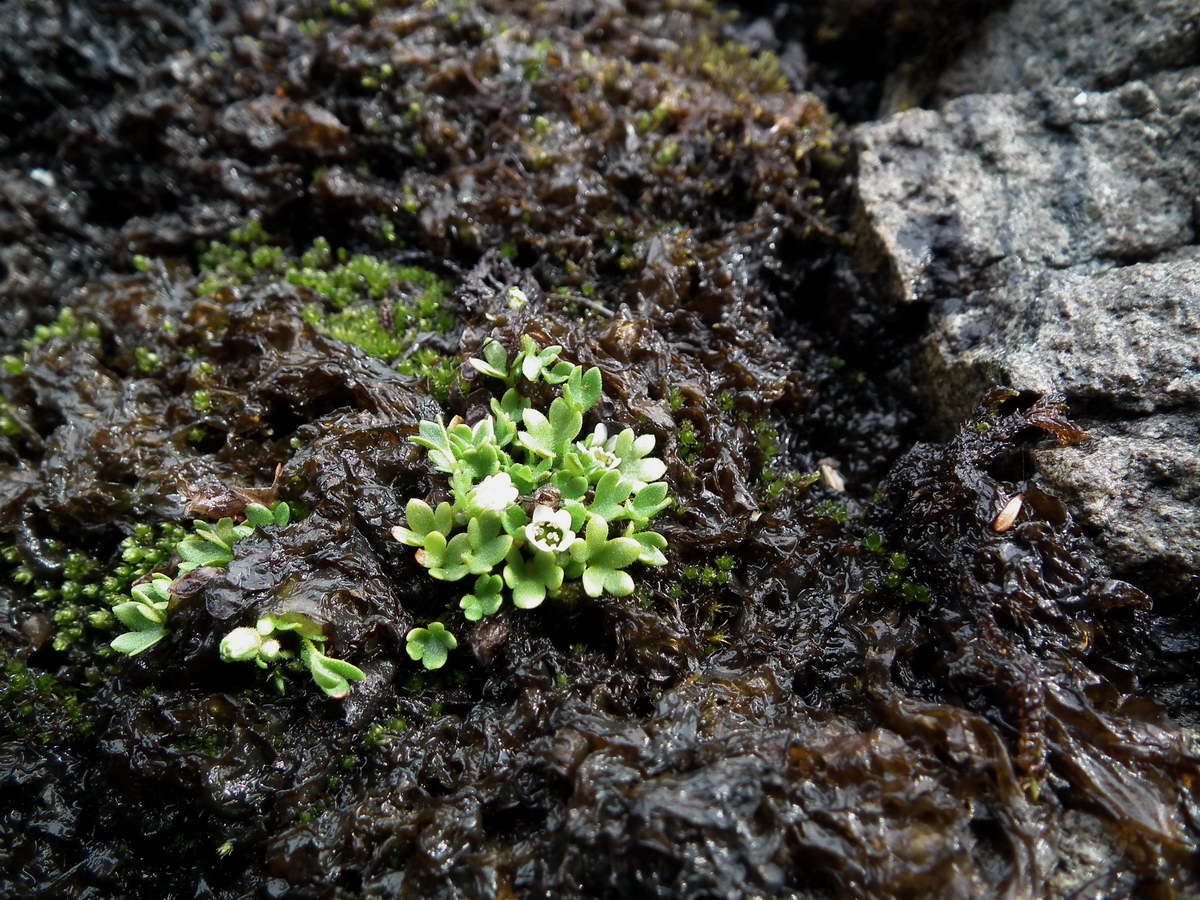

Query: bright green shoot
left=394, top=335, right=671, bottom=669
left=220, top=612, right=366, bottom=698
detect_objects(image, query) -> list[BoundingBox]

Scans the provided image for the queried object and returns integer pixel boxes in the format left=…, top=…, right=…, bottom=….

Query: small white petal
left=220, top=627, right=262, bottom=662
left=471, top=472, right=519, bottom=511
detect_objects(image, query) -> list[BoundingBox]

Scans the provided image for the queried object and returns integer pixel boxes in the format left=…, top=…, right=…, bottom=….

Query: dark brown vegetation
left=0, top=1, right=1195, bottom=897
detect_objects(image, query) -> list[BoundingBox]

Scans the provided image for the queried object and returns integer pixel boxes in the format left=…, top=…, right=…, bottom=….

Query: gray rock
left=857, top=71, right=1200, bottom=308
left=1033, top=413, right=1200, bottom=595
left=855, top=58, right=1200, bottom=595
left=935, top=0, right=1200, bottom=99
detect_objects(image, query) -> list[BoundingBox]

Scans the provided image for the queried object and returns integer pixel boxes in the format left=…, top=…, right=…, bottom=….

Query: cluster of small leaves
left=1, top=652, right=93, bottom=744
left=191, top=225, right=456, bottom=399
left=1, top=306, right=102, bottom=379
left=220, top=612, right=365, bottom=699
left=394, top=336, right=671, bottom=669
left=862, top=533, right=931, bottom=604
left=110, top=502, right=291, bottom=656
left=1, top=523, right=185, bottom=654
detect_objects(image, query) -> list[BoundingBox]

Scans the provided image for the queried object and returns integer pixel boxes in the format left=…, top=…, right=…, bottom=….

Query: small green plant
left=220, top=612, right=365, bottom=698
left=175, top=502, right=290, bottom=575
left=109, top=503, right=289, bottom=654
left=110, top=573, right=173, bottom=655
left=405, top=622, right=458, bottom=670
left=393, top=336, right=671, bottom=668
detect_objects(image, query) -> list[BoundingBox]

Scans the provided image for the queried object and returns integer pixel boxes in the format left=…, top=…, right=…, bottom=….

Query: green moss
left=2, top=523, right=186, bottom=655
left=285, top=250, right=448, bottom=312
left=670, top=33, right=790, bottom=97
left=1, top=653, right=94, bottom=743
left=396, top=347, right=458, bottom=404
left=751, top=418, right=779, bottom=461
left=190, top=227, right=459, bottom=402
left=677, top=419, right=699, bottom=462
left=0, top=398, right=22, bottom=438
left=191, top=391, right=212, bottom=413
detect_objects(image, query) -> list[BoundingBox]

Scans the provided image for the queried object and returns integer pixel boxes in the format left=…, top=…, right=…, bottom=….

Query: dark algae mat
left=1, top=1, right=1197, bottom=897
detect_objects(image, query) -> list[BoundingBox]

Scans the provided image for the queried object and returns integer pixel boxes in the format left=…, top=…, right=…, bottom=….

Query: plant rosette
left=392, top=335, right=671, bottom=669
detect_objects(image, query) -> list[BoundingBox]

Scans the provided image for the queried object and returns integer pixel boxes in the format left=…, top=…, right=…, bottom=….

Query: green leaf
left=209, top=518, right=243, bottom=547
left=310, top=657, right=364, bottom=698
left=113, top=601, right=165, bottom=631
left=631, top=530, right=668, bottom=566
left=468, top=341, right=510, bottom=381
left=176, top=541, right=230, bottom=575
left=518, top=398, right=582, bottom=459
left=562, top=500, right=588, bottom=532
left=130, top=573, right=172, bottom=606
left=544, top=360, right=574, bottom=385
left=272, top=502, right=291, bottom=527
left=506, top=459, right=552, bottom=495
left=610, top=428, right=667, bottom=487
left=244, top=503, right=273, bottom=528
left=406, top=622, right=457, bottom=670
left=492, top=407, right=518, bottom=448
left=569, top=515, right=641, bottom=598
left=588, top=469, right=634, bottom=521
left=460, top=443, right=500, bottom=480
left=628, top=481, right=671, bottom=523
left=468, top=357, right=507, bottom=380
left=460, top=573, right=504, bottom=621
left=502, top=504, right=529, bottom=538
left=111, top=627, right=166, bottom=655
left=413, top=419, right=457, bottom=473
left=503, top=547, right=564, bottom=609
left=552, top=469, right=589, bottom=501
left=582, top=565, right=634, bottom=598
left=562, top=365, right=602, bottom=413
left=417, top=530, right=447, bottom=566
left=397, top=499, right=456, bottom=549
left=464, top=511, right=513, bottom=574
left=304, top=642, right=366, bottom=698
left=494, top=388, right=529, bottom=421
left=265, top=612, right=327, bottom=641
left=405, top=498, right=435, bottom=535
left=428, top=532, right=471, bottom=581
left=483, top=339, right=508, bottom=374
left=517, top=335, right=563, bottom=383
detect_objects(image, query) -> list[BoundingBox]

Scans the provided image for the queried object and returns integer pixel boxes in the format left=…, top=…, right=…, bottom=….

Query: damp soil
left=1, top=2, right=1197, bottom=898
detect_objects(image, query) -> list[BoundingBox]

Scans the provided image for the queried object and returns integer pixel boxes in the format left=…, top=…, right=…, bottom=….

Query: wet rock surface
left=1, top=1, right=1198, bottom=898
left=854, top=0, right=1200, bottom=600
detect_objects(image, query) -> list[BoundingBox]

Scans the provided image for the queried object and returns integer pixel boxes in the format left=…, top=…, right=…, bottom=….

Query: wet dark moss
left=1, top=1, right=1197, bottom=898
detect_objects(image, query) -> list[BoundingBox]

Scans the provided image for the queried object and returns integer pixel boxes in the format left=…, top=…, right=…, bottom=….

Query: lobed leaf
left=588, top=470, right=634, bottom=521
left=562, top=365, right=602, bottom=413
left=503, top=547, right=564, bottom=609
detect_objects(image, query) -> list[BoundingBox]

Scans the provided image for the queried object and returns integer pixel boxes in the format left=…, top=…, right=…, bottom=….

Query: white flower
left=579, top=442, right=620, bottom=472
left=575, top=424, right=619, bottom=471
left=581, top=423, right=608, bottom=447
left=470, top=472, right=519, bottom=511
left=524, top=505, right=576, bottom=553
